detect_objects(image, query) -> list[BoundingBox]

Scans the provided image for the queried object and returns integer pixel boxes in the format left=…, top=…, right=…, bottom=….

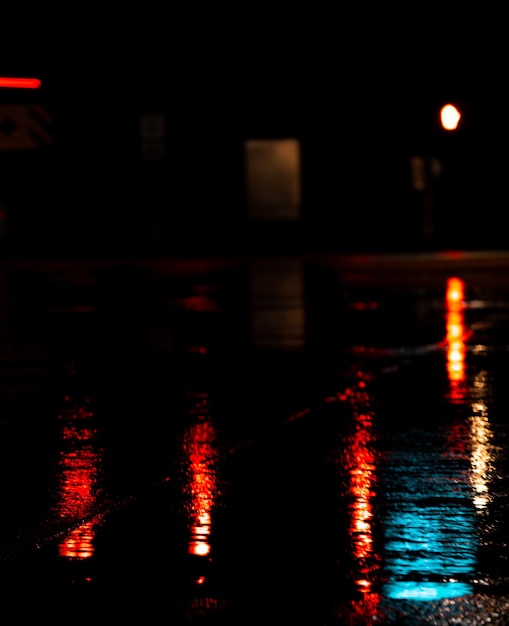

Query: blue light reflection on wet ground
left=1, top=255, right=509, bottom=623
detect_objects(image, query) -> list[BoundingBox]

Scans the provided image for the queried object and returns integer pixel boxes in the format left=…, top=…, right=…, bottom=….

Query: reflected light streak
left=250, top=259, right=305, bottom=350
left=446, top=276, right=464, bottom=305
left=181, top=391, right=218, bottom=563
left=348, top=415, right=377, bottom=570
left=342, top=375, right=381, bottom=609
left=59, top=523, right=96, bottom=559
left=177, top=359, right=230, bottom=620
left=444, top=278, right=495, bottom=512
left=445, top=277, right=468, bottom=402
left=469, top=372, right=494, bottom=512
left=382, top=300, right=477, bottom=605
left=382, top=463, right=476, bottom=601
left=384, top=581, right=472, bottom=600
left=54, top=395, right=103, bottom=559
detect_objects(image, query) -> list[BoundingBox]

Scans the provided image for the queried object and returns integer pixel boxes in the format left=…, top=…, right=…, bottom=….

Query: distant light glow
left=0, top=76, right=41, bottom=89
left=440, top=104, right=461, bottom=131
left=342, top=373, right=381, bottom=598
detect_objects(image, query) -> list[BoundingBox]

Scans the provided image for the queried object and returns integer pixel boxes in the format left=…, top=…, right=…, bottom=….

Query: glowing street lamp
left=440, top=103, right=461, bottom=131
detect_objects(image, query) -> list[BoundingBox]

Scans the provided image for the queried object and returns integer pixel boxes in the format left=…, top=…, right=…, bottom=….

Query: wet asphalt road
left=2, top=251, right=509, bottom=624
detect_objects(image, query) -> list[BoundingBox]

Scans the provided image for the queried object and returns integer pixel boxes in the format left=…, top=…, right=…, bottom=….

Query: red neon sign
left=0, top=77, right=42, bottom=89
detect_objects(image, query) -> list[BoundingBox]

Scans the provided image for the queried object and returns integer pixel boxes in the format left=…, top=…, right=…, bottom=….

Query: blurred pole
left=410, top=155, right=442, bottom=245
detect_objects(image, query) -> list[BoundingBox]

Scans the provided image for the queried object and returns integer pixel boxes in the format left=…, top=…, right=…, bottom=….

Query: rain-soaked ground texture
left=1, top=254, right=509, bottom=624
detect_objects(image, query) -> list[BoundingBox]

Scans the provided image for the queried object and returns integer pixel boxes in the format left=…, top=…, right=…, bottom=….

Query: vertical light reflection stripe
left=445, top=276, right=467, bottom=402
left=444, top=277, right=495, bottom=513
left=180, top=390, right=218, bottom=568
left=341, top=373, right=382, bottom=617
left=54, top=394, right=103, bottom=560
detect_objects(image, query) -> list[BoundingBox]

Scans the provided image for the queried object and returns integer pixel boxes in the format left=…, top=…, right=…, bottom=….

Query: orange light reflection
left=445, top=277, right=468, bottom=401
left=444, top=280, right=496, bottom=512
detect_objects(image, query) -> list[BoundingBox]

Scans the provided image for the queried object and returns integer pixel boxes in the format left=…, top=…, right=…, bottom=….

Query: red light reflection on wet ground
left=180, top=390, right=219, bottom=565
left=53, top=394, right=103, bottom=559
left=346, top=389, right=379, bottom=592
left=338, top=373, right=383, bottom=622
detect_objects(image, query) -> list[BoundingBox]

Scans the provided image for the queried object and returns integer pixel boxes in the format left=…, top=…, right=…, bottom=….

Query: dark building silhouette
left=0, top=3, right=506, bottom=258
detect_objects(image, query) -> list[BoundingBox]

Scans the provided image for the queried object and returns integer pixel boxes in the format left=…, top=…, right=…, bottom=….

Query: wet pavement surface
left=2, top=252, right=509, bottom=624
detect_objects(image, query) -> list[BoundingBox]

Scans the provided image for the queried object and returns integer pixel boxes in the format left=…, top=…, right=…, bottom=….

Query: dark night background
left=3, top=9, right=509, bottom=621
left=0, top=2, right=506, bottom=258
